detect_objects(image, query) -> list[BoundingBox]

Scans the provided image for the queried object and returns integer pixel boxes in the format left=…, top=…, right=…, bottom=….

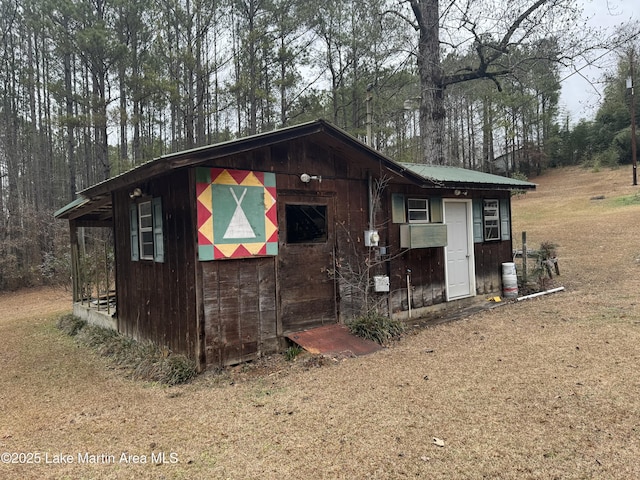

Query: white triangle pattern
left=224, top=187, right=256, bottom=239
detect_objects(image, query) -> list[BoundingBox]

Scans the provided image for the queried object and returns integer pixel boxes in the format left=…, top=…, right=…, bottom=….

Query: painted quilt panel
left=196, top=168, right=278, bottom=260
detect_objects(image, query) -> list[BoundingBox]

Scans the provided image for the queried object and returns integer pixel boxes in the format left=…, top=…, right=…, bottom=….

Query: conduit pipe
left=515, top=286, right=565, bottom=302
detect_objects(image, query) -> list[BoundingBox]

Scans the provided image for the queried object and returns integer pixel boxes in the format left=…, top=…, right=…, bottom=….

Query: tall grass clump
left=57, top=315, right=197, bottom=385
left=348, top=312, right=405, bottom=345
left=57, top=314, right=86, bottom=336
left=284, top=345, right=303, bottom=361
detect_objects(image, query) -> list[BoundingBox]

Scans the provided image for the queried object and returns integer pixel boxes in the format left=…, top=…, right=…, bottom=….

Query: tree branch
left=442, top=0, right=556, bottom=88
left=409, top=0, right=426, bottom=36
left=444, top=68, right=511, bottom=88
left=489, top=0, right=551, bottom=63
left=384, top=5, right=418, bottom=31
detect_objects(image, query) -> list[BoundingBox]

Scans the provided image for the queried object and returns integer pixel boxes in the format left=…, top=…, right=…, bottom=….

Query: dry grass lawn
left=2, top=166, right=640, bottom=479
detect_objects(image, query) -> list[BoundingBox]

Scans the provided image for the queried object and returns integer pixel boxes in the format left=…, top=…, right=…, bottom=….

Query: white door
left=444, top=200, right=475, bottom=300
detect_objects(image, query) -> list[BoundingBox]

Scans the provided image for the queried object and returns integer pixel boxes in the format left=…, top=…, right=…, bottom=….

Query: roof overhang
left=400, top=163, right=537, bottom=191
left=54, top=194, right=113, bottom=225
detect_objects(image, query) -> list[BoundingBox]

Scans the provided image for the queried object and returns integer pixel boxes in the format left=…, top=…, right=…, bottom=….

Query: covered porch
left=55, top=195, right=117, bottom=331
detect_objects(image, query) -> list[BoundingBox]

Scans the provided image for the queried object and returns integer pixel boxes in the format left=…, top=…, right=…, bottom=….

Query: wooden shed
left=55, top=120, right=535, bottom=370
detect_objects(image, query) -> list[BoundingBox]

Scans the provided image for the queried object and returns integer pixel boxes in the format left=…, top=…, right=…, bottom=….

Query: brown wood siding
left=388, top=247, right=446, bottom=313
left=385, top=185, right=446, bottom=313
left=474, top=240, right=512, bottom=295
left=196, top=139, right=354, bottom=365
left=113, top=169, right=197, bottom=358
left=473, top=190, right=513, bottom=295
left=202, top=257, right=277, bottom=367
left=333, top=174, right=380, bottom=320
left=385, top=187, right=513, bottom=311
left=113, top=135, right=515, bottom=366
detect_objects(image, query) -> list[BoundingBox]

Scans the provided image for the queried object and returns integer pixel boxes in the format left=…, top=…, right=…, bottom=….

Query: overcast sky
left=559, top=0, right=640, bottom=123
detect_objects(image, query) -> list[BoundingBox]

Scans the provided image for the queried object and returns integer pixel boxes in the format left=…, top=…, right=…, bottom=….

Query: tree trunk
left=482, top=97, right=495, bottom=173
left=93, top=70, right=110, bottom=180
left=467, top=99, right=476, bottom=169
left=64, top=50, right=76, bottom=200
left=195, top=9, right=207, bottom=146
left=118, top=63, right=128, bottom=169
left=413, top=0, right=445, bottom=164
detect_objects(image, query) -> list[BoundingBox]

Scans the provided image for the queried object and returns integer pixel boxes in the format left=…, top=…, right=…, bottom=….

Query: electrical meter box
left=373, top=275, right=390, bottom=292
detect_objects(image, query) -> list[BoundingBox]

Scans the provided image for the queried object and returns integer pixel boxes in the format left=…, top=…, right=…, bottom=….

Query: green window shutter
left=472, top=199, right=483, bottom=243
left=391, top=193, right=406, bottom=223
left=500, top=198, right=511, bottom=241
left=152, top=197, right=164, bottom=263
left=130, top=203, right=139, bottom=261
left=430, top=197, right=443, bottom=223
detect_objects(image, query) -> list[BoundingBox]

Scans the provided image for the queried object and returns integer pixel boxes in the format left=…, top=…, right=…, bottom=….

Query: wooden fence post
left=522, top=231, right=527, bottom=284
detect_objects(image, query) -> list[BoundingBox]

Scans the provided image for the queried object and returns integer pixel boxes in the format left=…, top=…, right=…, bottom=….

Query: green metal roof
left=400, top=163, right=536, bottom=190
left=53, top=196, right=89, bottom=218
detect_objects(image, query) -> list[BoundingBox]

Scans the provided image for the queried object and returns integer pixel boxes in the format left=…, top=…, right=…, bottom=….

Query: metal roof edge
left=399, top=163, right=537, bottom=189
left=54, top=196, right=88, bottom=219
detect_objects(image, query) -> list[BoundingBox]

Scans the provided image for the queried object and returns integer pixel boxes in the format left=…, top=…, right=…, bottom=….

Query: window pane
left=485, top=228, right=499, bottom=240
left=141, top=231, right=154, bottom=258
left=139, top=201, right=152, bottom=216
left=483, top=200, right=498, bottom=217
left=483, top=199, right=500, bottom=240
left=407, top=198, right=429, bottom=223
left=139, top=201, right=153, bottom=228
left=408, top=210, right=428, bottom=222
left=138, top=200, right=154, bottom=259
left=286, top=204, right=328, bottom=243
left=141, top=244, right=155, bottom=258
left=407, top=198, right=427, bottom=210
left=140, top=216, right=153, bottom=229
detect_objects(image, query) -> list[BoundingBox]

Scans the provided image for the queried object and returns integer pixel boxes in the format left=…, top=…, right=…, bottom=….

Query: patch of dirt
left=0, top=286, right=71, bottom=324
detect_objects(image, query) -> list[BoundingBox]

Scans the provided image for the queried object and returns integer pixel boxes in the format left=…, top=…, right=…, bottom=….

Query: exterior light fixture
left=300, top=173, right=322, bottom=183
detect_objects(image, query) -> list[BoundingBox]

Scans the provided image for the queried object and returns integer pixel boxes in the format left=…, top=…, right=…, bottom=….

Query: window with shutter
left=483, top=199, right=500, bottom=241
left=500, top=199, right=511, bottom=241
left=130, top=204, right=139, bottom=261
left=130, top=197, right=164, bottom=262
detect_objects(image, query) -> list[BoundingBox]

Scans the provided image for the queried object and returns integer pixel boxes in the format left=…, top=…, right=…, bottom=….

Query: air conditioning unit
left=400, top=224, right=448, bottom=249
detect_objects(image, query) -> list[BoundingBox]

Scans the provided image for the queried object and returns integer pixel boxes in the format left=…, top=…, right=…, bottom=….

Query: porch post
left=69, top=219, right=80, bottom=303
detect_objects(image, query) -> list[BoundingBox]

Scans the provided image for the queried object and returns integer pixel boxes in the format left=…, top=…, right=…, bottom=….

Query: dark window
left=286, top=204, right=328, bottom=243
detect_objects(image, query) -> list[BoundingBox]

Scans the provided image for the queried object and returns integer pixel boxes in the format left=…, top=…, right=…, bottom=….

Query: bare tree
left=403, top=0, right=618, bottom=165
